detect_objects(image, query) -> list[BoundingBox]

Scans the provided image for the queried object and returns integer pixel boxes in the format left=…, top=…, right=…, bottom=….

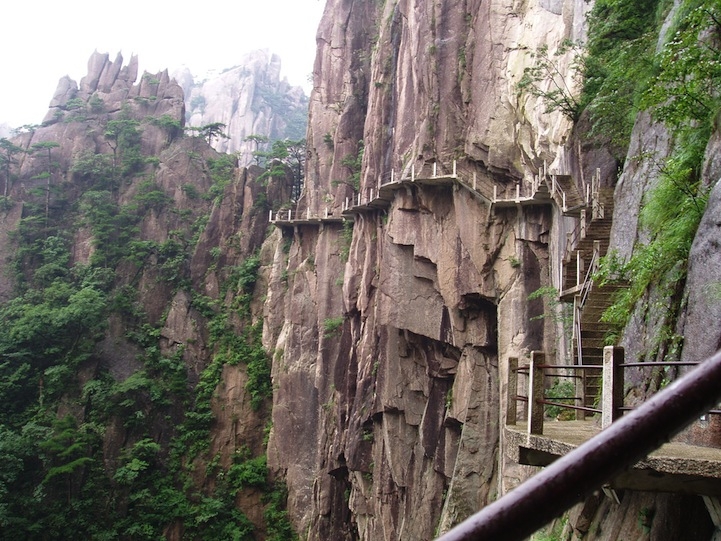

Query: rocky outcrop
left=264, top=0, right=591, bottom=539
left=43, top=51, right=183, bottom=125
left=260, top=0, right=721, bottom=538
left=177, top=50, right=308, bottom=165
left=3, top=0, right=719, bottom=539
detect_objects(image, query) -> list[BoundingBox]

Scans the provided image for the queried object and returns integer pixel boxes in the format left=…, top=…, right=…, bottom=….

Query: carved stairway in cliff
left=560, top=187, right=617, bottom=407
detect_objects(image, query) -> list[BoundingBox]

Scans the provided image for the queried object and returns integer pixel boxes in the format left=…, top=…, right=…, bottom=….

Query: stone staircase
left=560, top=188, right=617, bottom=408
left=549, top=173, right=586, bottom=215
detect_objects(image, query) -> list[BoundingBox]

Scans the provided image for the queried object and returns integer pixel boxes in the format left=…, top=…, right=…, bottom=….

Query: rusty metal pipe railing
left=537, top=400, right=601, bottom=415
left=436, top=349, right=721, bottom=541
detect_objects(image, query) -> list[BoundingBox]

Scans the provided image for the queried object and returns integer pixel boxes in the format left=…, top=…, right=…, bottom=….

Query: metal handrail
left=438, top=348, right=721, bottom=541
left=574, top=242, right=600, bottom=365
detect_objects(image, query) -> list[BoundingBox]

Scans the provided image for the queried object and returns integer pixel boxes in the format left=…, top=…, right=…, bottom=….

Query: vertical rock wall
left=265, top=1, right=592, bottom=539
left=175, top=50, right=309, bottom=165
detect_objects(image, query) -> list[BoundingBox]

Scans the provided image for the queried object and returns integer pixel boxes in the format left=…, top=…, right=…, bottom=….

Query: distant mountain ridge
left=173, top=49, right=308, bottom=165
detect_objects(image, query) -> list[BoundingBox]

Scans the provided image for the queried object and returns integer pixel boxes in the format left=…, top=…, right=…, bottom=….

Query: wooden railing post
left=528, top=351, right=545, bottom=435
left=452, top=160, right=457, bottom=177
left=507, top=357, right=519, bottom=426
left=602, top=346, right=624, bottom=429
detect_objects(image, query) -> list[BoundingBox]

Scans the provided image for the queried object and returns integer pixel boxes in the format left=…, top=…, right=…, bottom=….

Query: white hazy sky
left=0, top=0, right=326, bottom=128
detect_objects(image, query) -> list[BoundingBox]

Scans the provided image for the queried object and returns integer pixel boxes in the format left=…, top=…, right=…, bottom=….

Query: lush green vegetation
left=593, top=0, right=721, bottom=358
left=0, top=106, right=294, bottom=539
left=519, top=0, right=720, bottom=359
left=251, top=137, right=306, bottom=203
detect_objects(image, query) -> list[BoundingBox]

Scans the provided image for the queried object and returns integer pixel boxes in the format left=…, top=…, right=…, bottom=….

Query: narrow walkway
left=269, top=160, right=594, bottom=229
left=340, top=160, right=579, bottom=218
left=505, top=421, right=721, bottom=495
left=268, top=207, right=346, bottom=228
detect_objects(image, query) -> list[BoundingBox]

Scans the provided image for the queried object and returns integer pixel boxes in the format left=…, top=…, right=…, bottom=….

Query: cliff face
left=2, top=1, right=720, bottom=539
left=0, top=51, right=297, bottom=539
left=175, top=50, right=308, bottom=165
left=264, top=0, right=721, bottom=539
left=263, top=0, right=592, bottom=539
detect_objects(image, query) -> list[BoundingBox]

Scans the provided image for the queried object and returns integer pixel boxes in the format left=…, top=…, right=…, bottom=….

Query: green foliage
left=531, top=516, right=568, bottom=541
left=71, top=151, right=114, bottom=188
left=243, top=321, right=272, bottom=411
left=339, top=220, right=354, bottom=262
left=0, top=244, right=109, bottom=420
left=640, top=1, right=721, bottom=128
left=0, top=137, right=23, bottom=197
left=341, top=139, right=364, bottom=190
left=105, top=115, right=144, bottom=177
left=583, top=41, right=657, bottom=155
left=264, top=482, right=299, bottom=541
left=88, top=93, right=105, bottom=113
left=638, top=505, right=656, bottom=533
left=187, top=122, right=229, bottom=145
left=133, top=180, right=171, bottom=212
left=544, top=379, right=576, bottom=419
left=226, top=253, right=261, bottom=316
left=528, top=286, right=573, bottom=357
left=205, top=154, right=237, bottom=202
left=147, top=114, right=183, bottom=142
left=578, top=0, right=670, bottom=155
left=592, top=0, right=719, bottom=358
left=0, top=85, right=294, bottom=541
left=323, top=132, right=334, bottom=149
left=517, top=40, right=585, bottom=121
left=182, top=182, right=200, bottom=199
left=256, top=139, right=306, bottom=201
left=323, top=316, right=345, bottom=338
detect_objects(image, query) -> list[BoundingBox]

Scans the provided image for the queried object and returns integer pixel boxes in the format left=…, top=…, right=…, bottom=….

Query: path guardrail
left=507, top=347, right=716, bottom=435
left=438, top=347, right=721, bottom=541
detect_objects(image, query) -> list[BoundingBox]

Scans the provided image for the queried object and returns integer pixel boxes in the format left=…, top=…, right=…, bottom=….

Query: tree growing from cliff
left=517, top=40, right=584, bottom=122
left=188, top=122, right=229, bottom=146
left=30, top=141, right=60, bottom=226
left=0, top=138, right=23, bottom=199
left=104, top=117, right=142, bottom=183
left=257, top=138, right=306, bottom=201
left=244, top=134, right=269, bottom=165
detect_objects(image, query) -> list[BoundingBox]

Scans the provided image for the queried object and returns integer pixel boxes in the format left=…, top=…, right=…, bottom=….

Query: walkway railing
left=438, top=348, right=721, bottom=541
left=377, top=160, right=458, bottom=188
left=373, top=159, right=554, bottom=207
left=269, top=207, right=339, bottom=223
left=507, top=346, right=715, bottom=435
left=278, top=159, right=579, bottom=221
left=507, top=352, right=603, bottom=435
left=572, top=240, right=601, bottom=365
